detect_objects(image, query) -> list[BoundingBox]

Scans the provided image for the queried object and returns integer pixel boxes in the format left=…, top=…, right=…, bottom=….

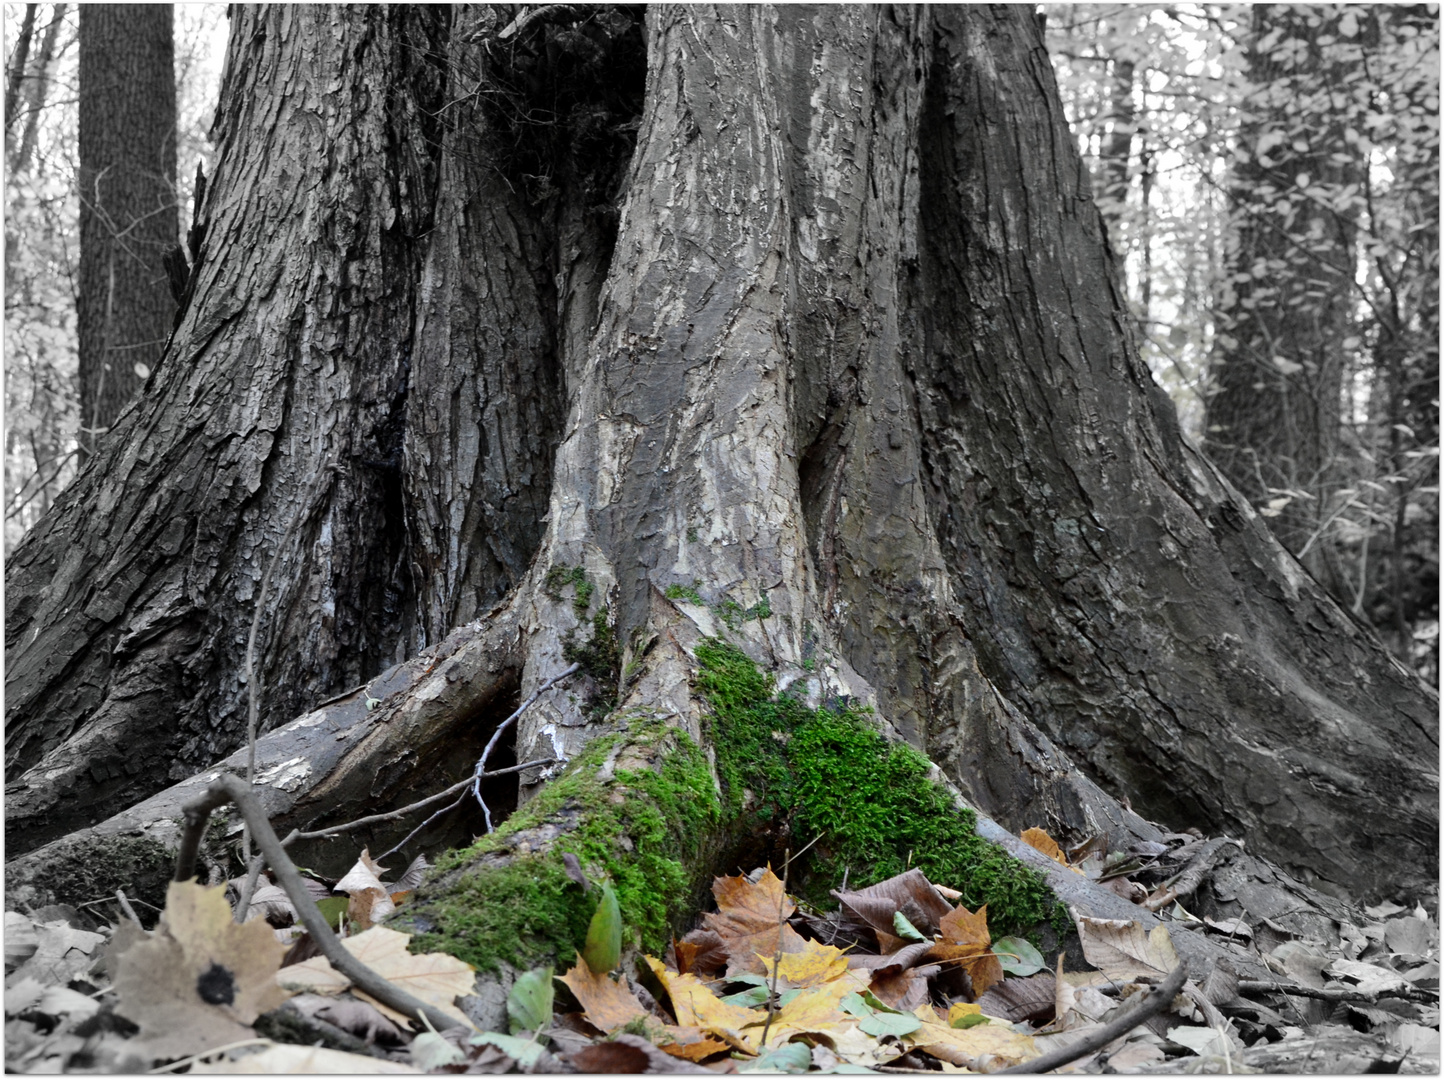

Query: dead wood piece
left=994, top=962, right=1189, bottom=1074
left=1144, top=837, right=1240, bottom=911
left=177, top=774, right=466, bottom=1033
left=1237, top=979, right=1438, bottom=1005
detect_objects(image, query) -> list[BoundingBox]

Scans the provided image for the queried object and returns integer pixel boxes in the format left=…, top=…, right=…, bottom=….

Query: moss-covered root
left=397, top=715, right=724, bottom=973
left=693, top=638, right=1062, bottom=939
left=399, top=639, right=1061, bottom=974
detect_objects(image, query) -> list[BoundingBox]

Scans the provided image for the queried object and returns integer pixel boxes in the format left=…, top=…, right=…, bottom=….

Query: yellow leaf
left=558, top=953, right=650, bottom=1032
left=906, top=1007, right=1040, bottom=1070
left=947, top=1002, right=982, bottom=1025
left=1020, top=827, right=1072, bottom=868
left=751, top=976, right=868, bottom=1049
left=645, top=957, right=764, bottom=1051
left=756, top=938, right=851, bottom=988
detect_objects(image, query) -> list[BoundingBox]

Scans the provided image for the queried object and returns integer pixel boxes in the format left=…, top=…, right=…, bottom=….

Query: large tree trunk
left=77, top=5, right=178, bottom=456
left=6, top=1, right=1435, bottom=947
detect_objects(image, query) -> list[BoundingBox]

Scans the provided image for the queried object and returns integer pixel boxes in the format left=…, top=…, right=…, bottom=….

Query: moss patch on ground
left=695, top=638, right=1059, bottom=938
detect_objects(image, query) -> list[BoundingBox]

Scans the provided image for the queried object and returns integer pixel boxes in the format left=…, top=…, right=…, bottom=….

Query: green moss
left=563, top=609, right=622, bottom=719
left=693, top=639, right=1059, bottom=938
left=664, top=582, right=704, bottom=605
left=409, top=635, right=1059, bottom=973
left=409, top=721, right=722, bottom=972
left=544, top=564, right=595, bottom=617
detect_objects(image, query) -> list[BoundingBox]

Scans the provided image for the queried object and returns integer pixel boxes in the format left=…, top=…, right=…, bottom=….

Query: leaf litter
left=5, top=824, right=1440, bottom=1072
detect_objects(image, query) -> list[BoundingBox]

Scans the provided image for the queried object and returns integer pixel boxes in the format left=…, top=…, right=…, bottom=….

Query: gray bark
left=6, top=5, right=1436, bottom=909
left=77, top=5, right=178, bottom=452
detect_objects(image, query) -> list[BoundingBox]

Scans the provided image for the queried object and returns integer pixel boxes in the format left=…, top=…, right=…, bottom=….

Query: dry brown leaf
left=833, top=869, right=954, bottom=940
left=336, top=851, right=396, bottom=929
left=113, top=881, right=290, bottom=1061
left=343, top=928, right=476, bottom=1029
left=675, top=930, right=728, bottom=977
left=868, top=965, right=933, bottom=1011
left=1021, top=827, right=1075, bottom=870
left=703, top=869, right=807, bottom=975
left=1073, top=915, right=1179, bottom=982
left=558, top=954, right=650, bottom=1032
left=276, top=926, right=475, bottom=1029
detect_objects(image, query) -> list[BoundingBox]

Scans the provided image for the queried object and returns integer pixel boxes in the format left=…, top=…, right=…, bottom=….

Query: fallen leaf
left=113, top=881, right=290, bottom=1060
left=5, top=912, right=39, bottom=972
left=938, top=902, right=991, bottom=948
left=977, top=972, right=1057, bottom=1025
left=676, top=929, right=728, bottom=976
left=993, top=935, right=1045, bottom=976
left=335, top=851, right=395, bottom=929
left=286, top=993, right=406, bottom=1043
left=1073, top=914, right=1179, bottom=981
left=833, top=869, right=954, bottom=941
left=278, top=926, right=475, bottom=1029
left=8, top=918, right=105, bottom=985
left=243, top=882, right=297, bottom=926
left=646, top=956, right=765, bottom=1050
left=1021, top=827, right=1072, bottom=869
left=756, top=939, right=851, bottom=988
left=868, top=964, right=933, bottom=1011
left=1327, top=958, right=1409, bottom=995
left=392, top=854, right=431, bottom=895
left=469, top=1029, right=549, bottom=1068
left=411, top=1030, right=465, bottom=1070
left=192, top=1042, right=421, bottom=1072
left=904, top=1004, right=1040, bottom=1070
left=705, top=869, right=807, bottom=975
left=559, top=954, right=650, bottom=1031
left=840, top=990, right=922, bottom=1039
left=507, top=964, right=554, bottom=1035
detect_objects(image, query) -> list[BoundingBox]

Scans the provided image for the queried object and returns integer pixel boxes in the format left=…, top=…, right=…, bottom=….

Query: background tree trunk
left=77, top=5, right=177, bottom=457
left=6, top=5, right=1436, bottom=910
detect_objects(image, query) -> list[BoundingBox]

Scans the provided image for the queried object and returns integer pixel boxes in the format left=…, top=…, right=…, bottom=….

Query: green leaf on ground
left=507, top=965, right=554, bottom=1035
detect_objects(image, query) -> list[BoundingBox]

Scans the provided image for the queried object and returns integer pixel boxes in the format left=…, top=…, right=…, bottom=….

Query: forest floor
left=5, top=818, right=1438, bottom=1074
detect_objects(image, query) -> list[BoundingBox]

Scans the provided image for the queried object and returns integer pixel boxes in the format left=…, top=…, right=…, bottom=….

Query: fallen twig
left=177, top=774, right=466, bottom=1032
left=1143, top=837, right=1240, bottom=911
left=473, top=662, right=580, bottom=832
left=1238, top=979, right=1437, bottom=1005
left=114, top=888, right=143, bottom=927
left=994, top=962, right=1190, bottom=1075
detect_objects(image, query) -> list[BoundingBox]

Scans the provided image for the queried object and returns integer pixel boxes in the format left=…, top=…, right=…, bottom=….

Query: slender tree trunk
left=4, top=4, right=38, bottom=138
left=1203, top=6, right=1360, bottom=583
left=6, top=4, right=1435, bottom=924
left=77, top=5, right=177, bottom=458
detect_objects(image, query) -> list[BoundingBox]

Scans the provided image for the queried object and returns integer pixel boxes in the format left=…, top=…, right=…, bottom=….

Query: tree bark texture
left=77, top=5, right=178, bottom=451
left=6, top=5, right=1436, bottom=907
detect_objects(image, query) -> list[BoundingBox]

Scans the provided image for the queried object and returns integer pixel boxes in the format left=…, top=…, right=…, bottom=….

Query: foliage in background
left=1045, top=3, right=1439, bottom=682
left=3, top=4, right=224, bottom=552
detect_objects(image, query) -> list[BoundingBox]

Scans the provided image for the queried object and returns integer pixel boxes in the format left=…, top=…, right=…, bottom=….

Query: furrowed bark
left=906, top=7, right=1436, bottom=902
left=5, top=7, right=445, bottom=851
